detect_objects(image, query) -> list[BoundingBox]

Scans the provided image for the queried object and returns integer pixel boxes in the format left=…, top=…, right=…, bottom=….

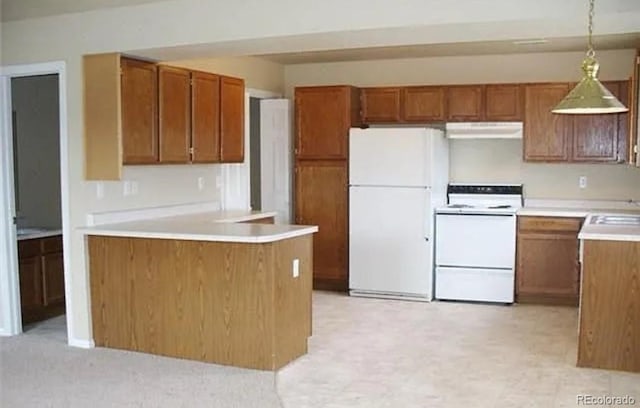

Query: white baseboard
left=68, top=337, right=95, bottom=348
left=0, top=327, right=17, bottom=336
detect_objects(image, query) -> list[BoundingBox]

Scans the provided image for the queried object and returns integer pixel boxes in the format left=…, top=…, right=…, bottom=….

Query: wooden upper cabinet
left=361, top=87, right=402, bottom=123
left=220, top=76, right=245, bottom=163
left=158, top=66, right=191, bottom=164
left=447, top=85, right=484, bottom=121
left=485, top=84, right=523, bottom=121
left=191, top=71, right=221, bottom=163
left=295, top=160, right=348, bottom=284
left=571, top=81, right=625, bottom=162
left=403, top=86, right=446, bottom=122
left=523, top=83, right=572, bottom=162
left=121, top=57, right=158, bottom=164
left=295, top=86, right=360, bottom=160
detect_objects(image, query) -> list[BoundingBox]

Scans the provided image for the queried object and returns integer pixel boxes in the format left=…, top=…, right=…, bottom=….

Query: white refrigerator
left=349, top=127, right=449, bottom=301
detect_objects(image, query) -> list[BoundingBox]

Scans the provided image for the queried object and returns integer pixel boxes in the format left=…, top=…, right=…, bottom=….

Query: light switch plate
left=96, top=182, right=104, bottom=199
left=292, top=259, right=300, bottom=278
left=197, top=177, right=205, bottom=191
left=579, top=176, right=587, bottom=189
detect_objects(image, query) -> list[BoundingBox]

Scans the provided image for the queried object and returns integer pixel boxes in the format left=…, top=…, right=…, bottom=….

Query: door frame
left=0, top=61, right=72, bottom=341
left=246, top=88, right=281, bottom=210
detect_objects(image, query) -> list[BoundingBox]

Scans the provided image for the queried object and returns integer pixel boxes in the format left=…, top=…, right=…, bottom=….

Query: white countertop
left=17, top=229, right=62, bottom=241
left=516, top=199, right=640, bottom=242
left=578, top=214, right=640, bottom=242
left=78, top=211, right=317, bottom=243
left=517, top=198, right=640, bottom=218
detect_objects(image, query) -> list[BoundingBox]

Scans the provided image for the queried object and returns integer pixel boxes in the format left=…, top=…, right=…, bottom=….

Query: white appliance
left=435, top=184, right=523, bottom=304
left=349, top=127, right=449, bottom=301
left=445, top=122, right=523, bottom=139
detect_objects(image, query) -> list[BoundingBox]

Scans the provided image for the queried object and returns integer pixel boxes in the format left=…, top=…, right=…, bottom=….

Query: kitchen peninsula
left=80, top=212, right=317, bottom=371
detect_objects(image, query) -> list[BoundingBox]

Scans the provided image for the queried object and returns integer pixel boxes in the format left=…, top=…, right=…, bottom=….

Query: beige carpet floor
left=0, top=316, right=282, bottom=408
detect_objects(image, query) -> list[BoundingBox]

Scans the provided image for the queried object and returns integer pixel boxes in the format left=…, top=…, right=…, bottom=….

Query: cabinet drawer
left=18, top=239, right=41, bottom=258
left=42, top=236, right=63, bottom=253
left=518, top=216, right=582, bottom=233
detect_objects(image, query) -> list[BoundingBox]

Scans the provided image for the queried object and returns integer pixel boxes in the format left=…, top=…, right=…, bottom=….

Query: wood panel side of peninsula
left=88, top=234, right=312, bottom=370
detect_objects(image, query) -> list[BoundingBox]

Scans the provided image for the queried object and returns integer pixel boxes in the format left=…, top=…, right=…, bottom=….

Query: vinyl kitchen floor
left=277, top=291, right=640, bottom=408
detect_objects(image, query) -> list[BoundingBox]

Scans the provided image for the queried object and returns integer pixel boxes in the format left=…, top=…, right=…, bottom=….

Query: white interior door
left=260, top=99, right=291, bottom=223
left=349, top=186, right=433, bottom=296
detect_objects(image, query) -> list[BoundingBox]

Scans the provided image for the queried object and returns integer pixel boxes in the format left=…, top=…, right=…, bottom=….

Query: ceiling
left=255, top=33, right=640, bottom=65
left=0, top=0, right=173, bottom=21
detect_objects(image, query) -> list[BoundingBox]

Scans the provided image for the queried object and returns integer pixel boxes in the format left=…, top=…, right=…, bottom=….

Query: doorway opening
left=11, top=74, right=67, bottom=342
left=246, top=91, right=292, bottom=224
left=0, top=61, right=71, bottom=344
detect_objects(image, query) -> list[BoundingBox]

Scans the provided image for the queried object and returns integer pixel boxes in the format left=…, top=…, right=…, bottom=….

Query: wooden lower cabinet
left=516, top=216, right=582, bottom=305
left=18, top=235, right=65, bottom=324
left=295, top=160, right=348, bottom=290
left=89, top=234, right=313, bottom=370
left=578, top=240, right=640, bottom=373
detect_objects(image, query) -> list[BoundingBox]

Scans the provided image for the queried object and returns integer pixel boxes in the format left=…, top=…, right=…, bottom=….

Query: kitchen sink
left=589, top=214, right=640, bottom=226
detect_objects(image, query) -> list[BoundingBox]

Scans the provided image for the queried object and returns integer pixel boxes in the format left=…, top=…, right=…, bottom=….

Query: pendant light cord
left=587, top=0, right=595, bottom=58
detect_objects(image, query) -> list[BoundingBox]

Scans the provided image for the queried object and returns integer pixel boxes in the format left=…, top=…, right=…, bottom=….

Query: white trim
left=0, top=62, right=72, bottom=345
left=246, top=88, right=281, bottom=99
left=0, top=75, right=21, bottom=335
left=67, top=337, right=95, bottom=349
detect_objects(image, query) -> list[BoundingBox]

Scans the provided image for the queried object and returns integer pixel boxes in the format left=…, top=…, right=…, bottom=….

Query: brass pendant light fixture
left=552, top=0, right=629, bottom=114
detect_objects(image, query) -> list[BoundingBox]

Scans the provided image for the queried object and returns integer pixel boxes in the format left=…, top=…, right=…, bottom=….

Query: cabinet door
left=295, top=161, right=348, bottom=285
left=524, top=84, right=572, bottom=162
left=158, top=66, right=191, bottom=163
left=19, top=256, right=43, bottom=309
left=295, top=87, right=355, bottom=160
left=43, top=252, right=65, bottom=306
left=191, top=71, right=221, bottom=163
left=572, top=81, right=628, bottom=162
left=361, top=87, right=402, bottom=123
left=220, top=76, right=245, bottom=163
left=447, top=85, right=484, bottom=121
left=485, top=84, right=523, bottom=121
left=517, top=232, right=579, bottom=302
left=403, top=86, right=446, bottom=122
left=121, top=58, right=158, bottom=164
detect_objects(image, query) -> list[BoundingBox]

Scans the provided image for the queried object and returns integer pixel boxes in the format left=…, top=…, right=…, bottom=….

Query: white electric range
left=434, top=183, right=523, bottom=303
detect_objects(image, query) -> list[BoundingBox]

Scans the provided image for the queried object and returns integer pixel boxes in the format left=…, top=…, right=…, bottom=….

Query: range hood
left=445, top=122, right=523, bottom=139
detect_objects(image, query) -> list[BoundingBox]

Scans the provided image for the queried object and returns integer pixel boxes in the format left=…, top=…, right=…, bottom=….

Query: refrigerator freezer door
left=349, top=186, right=433, bottom=297
left=349, top=128, right=431, bottom=187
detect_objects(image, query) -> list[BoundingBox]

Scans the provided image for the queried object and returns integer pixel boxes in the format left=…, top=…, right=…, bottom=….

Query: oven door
left=435, top=213, right=516, bottom=269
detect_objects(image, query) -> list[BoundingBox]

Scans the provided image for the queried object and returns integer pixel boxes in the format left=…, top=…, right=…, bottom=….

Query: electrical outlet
left=579, top=176, right=587, bottom=189
left=131, top=181, right=139, bottom=195
left=292, top=259, right=300, bottom=278
left=197, top=177, right=205, bottom=191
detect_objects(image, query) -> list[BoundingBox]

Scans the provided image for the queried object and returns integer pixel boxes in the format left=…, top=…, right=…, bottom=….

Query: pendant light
left=552, top=0, right=628, bottom=114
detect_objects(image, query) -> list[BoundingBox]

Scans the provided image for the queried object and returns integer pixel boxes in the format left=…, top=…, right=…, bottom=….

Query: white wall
left=284, top=50, right=640, bottom=200
left=11, top=74, right=62, bottom=229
